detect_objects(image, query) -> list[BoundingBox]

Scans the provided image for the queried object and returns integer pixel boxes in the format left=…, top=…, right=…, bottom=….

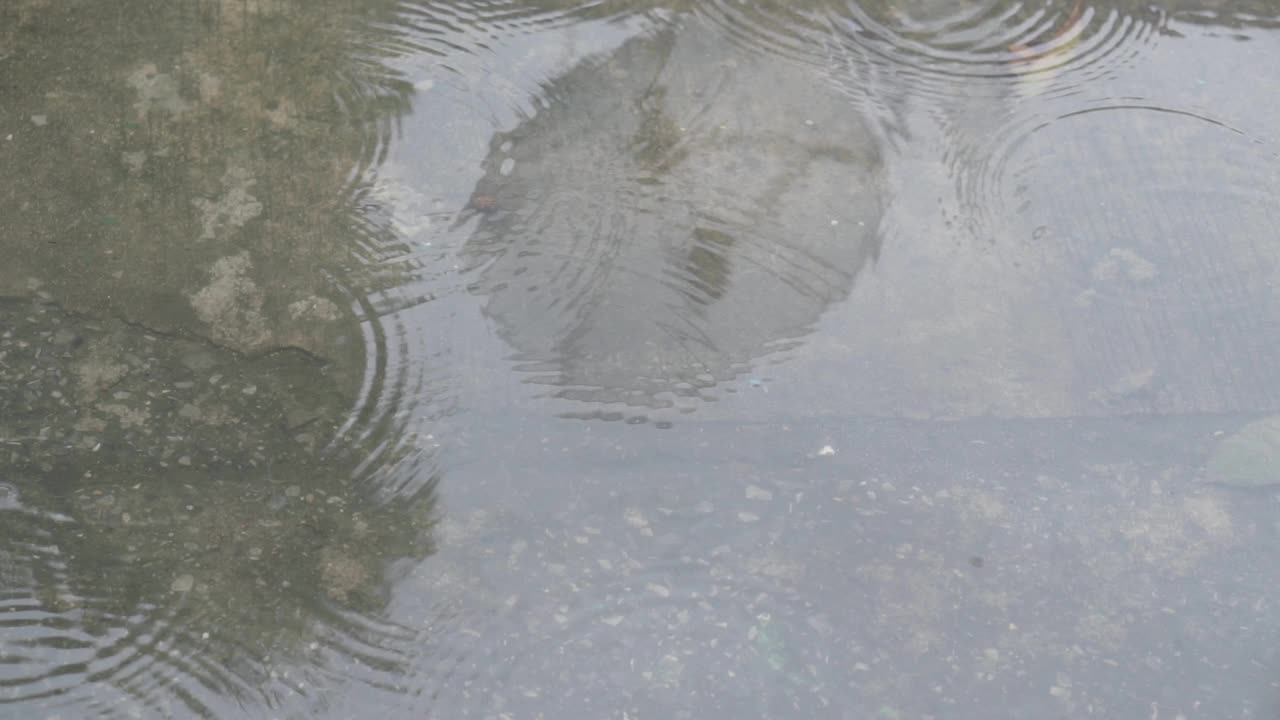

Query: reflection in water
left=0, top=0, right=422, bottom=368
left=0, top=298, right=438, bottom=716
left=897, top=1, right=1280, bottom=416
left=995, top=105, right=1280, bottom=414
left=4, top=0, right=1280, bottom=718
left=839, top=0, right=1160, bottom=87
left=0, top=1, right=446, bottom=716
left=460, top=19, right=884, bottom=416
left=746, top=0, right=1280, bottom=419
left=451, top=0, right=1275, bottom=421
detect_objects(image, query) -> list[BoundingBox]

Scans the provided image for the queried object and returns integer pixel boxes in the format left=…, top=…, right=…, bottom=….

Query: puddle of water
left=4, top=0, right=1280, bottom=718
left=0, top=296, right=437, bottom=715
left=456, top=18, right=884, bottom=415
left=403, top=412, right=1279, bottom=719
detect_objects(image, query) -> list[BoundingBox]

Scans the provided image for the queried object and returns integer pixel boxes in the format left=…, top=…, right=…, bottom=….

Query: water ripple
left=692, top=1, right=1162, bottom=98
left=965, top=99, right=1280, bottom=414
left=457, top=15, right=885, bottom=417
left=0, top=481, right=438, bottom=717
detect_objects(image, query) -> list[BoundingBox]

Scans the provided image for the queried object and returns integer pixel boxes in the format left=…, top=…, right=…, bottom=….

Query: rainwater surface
left=3, top=1, right=1280, bottom=717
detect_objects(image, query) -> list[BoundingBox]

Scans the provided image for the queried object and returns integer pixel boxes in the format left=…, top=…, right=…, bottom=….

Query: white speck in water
left=624, top=508, right=648, bottom=528
left=818, top=445, right=835, bottom=456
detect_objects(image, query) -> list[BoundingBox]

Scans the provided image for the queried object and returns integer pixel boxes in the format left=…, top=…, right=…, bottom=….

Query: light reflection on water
left=3, top=0, right=1280, bottom=717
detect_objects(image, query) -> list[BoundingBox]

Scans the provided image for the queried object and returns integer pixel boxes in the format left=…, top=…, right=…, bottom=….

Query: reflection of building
left=461, top=20, right=886, bottom=410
